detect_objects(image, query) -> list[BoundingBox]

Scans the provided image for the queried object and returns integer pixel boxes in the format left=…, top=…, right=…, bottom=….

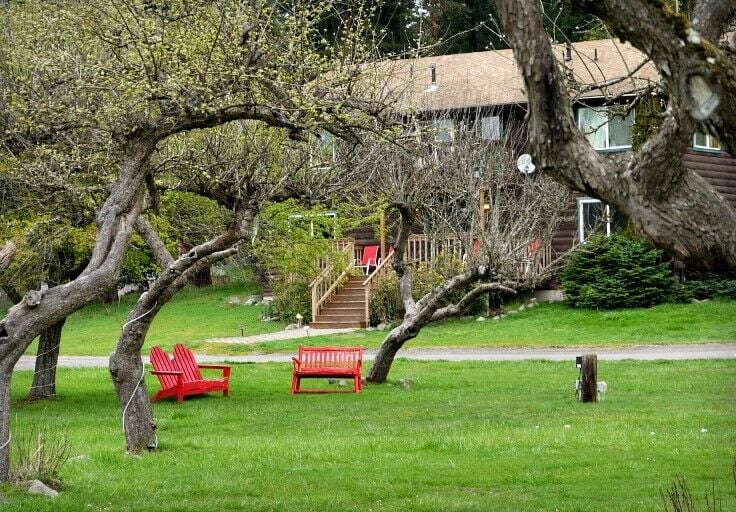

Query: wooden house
left=308, top=38, right=736, bottom=328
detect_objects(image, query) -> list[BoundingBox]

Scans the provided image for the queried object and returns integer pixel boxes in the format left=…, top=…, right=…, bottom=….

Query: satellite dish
left=516, top=153, right=536, bottom=174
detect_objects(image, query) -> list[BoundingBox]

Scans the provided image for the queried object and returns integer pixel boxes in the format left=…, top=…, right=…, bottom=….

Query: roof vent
left=430, top=63, right=437, bottom=85
left=564, top=43, right=572, bottom=62
left=594, top=48, right=598, bottom=62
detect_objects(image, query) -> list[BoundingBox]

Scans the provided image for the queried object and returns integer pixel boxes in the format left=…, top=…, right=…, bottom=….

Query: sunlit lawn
left=3, top=359, right=735, bottom=511
left=3, top=283, right=734, bottom=357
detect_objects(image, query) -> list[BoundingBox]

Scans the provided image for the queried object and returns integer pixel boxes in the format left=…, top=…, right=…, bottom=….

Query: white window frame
left=577, top=106, right=634, bottom=151
left=693, top=132, right=721, bottom=151
left=288, top=211, right=338, bottom=238
left=577, top=197, right=612, bottom=242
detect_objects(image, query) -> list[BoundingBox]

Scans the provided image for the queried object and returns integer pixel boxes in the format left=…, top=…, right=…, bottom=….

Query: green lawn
left=4, top=284, right=735, bottom=357
left=32, top=283, right=283, bottom=356
left=4, top=360, right=735, bottom=511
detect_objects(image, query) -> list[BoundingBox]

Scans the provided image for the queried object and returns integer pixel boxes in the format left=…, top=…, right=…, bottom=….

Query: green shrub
left=561, top=234, right=683, bottom=309
left=369, top=271, right=404, bottom=324
left=271, top=279, right=311, bottom=322
left=368, top=256, right=487, bottom=324
left=683, top=273, right=736, bottom=300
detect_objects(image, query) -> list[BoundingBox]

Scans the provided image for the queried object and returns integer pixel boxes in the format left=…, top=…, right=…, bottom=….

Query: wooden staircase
left=310, top=275, right=367, bottom=329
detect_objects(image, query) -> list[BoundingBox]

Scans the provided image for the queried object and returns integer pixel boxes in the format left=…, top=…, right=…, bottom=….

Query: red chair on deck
left=355, top=245, right=379, bottom=275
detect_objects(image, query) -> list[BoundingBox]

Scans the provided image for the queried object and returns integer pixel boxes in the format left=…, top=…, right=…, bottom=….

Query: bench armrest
left=292, top=357, right=301, bottom=370
left=151, top=370, right=183, bottom=376
left=198, top=364, right=231, bottom=378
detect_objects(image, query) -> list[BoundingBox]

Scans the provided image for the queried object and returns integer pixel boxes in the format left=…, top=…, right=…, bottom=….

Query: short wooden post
left=580, top=354, right=597, bottom=403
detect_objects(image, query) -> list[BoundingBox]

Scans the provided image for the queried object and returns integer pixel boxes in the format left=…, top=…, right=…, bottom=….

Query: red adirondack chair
left=149, top=344, right=231, bottom=403
left=355, top=245, right=379, bottom=275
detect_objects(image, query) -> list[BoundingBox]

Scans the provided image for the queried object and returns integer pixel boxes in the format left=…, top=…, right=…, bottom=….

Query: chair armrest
left=151, top=370, right=184, bottom=386
left=198, top=364, right=231, bottom=378
left=292, top=357, right=301, bottom=370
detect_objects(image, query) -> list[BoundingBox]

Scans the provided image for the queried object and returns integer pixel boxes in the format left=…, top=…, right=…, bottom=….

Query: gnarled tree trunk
left=27, top=318, right=66, bottom=400
left=111, top=212, right=252, bottom=451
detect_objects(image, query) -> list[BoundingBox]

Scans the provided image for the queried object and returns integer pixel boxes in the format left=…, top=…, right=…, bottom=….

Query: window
left=434, top=118, right=455, bottom=143
left=480, top=116, right=501, bottom=141
left=693, top=131, right=721, bottom=151
left=577, top=197, right=626, bottom=242
left=578, top=107, right=634, bottom=150
left=313, top=130, right=336, bottom=166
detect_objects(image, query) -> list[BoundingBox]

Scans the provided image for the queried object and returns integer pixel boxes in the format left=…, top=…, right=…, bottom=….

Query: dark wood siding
left=552, top=200, right=578, bottom=255
left=684, top=150, right=736, bottom=206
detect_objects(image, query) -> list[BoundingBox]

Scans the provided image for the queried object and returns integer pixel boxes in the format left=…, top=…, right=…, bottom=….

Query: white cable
left=0, top=431, right=10, bottom=451
left=120, top=302, right=159, bottom=450
left=122, top=302, right=158, bottom=331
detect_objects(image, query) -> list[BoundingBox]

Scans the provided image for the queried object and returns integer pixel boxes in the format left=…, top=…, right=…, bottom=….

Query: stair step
left=334, top=289, right=365, bottom=296
left=321, top=306, right=365, bottom=313
left=310, top=321, right=365, bottom=329
left=317, top=309, right=365, bottom=320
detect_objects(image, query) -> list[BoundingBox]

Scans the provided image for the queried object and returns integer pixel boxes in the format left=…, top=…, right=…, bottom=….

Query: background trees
left=356, top=117, right=569, bottom=382
left=0, top=0, right=390, bottom=480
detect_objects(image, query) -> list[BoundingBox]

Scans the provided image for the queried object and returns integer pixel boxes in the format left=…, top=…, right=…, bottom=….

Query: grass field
left=3, top=360, right=735, bottom=511
left=3, top=283, right=734, bottom=357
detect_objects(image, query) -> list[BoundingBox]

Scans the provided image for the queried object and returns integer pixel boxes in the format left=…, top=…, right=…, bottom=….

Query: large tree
left=361, top=117, right=569, bottom=382
left=0, top=0, right=389, bottom=481
left=495, top=0, right=736, bottom=272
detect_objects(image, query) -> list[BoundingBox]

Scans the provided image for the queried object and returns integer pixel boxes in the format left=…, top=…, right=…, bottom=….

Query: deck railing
left=309, top=241, right=355, bottom=322
left=405, top=234, right=464, bottom=263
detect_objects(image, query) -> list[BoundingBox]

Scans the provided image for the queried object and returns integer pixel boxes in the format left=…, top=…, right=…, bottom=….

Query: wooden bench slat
left=150, top=344, right=231, bottom=403
left=291, top=345, right=363, bottom=394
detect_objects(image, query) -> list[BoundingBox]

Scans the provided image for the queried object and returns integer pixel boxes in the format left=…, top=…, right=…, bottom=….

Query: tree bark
left=109, top=332, right=157, bottom=453
left=27, top=319, right=66, bottom=400
left=0, top=242, right=15, bottom=275
left=495, top=0, right=736, bottom=272
left=111, top=207, right=253, bottom=451
left=366, top=322, right=421, bottom=383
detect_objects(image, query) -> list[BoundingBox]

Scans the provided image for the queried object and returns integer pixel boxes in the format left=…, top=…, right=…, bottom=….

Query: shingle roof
left=375, top=38, right=658, bottom=112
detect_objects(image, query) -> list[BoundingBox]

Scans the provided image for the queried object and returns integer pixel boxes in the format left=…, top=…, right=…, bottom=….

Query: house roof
left=374, top=38, right=658, bottom=113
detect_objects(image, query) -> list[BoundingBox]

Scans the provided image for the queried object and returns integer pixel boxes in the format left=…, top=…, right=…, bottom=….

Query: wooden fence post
left=580, top=354, right=597, bottom=403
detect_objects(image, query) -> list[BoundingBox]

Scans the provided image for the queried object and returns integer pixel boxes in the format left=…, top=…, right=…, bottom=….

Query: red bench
left=291, top=345, right=363, bottom=394
left=149, top=344, right=231, bottom=403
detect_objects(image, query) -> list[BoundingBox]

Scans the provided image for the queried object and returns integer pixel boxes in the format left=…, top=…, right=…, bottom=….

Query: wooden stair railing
left=361, top=250, right=395, bottom=325
left=310, top=241, right=355, bottom=323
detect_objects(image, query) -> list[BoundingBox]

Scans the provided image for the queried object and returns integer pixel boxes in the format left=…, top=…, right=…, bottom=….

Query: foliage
left=270, top=279, right=311, bottom=322
left=369, top=270, right=403, bottom=324
left=0, top=217, right=95, bottom=297
left=10, top=427, right=70, bottom=487
left=561, top=234, right=685, bottom=309
left=420, top=0, right=606, bottom=55
left=160, top=192, right=231, bottom=249
left=254, top=200, right=376, bottom=320
left=683, top=273, right=736, bottom=300
left=368, top=257, right=487, bottom=324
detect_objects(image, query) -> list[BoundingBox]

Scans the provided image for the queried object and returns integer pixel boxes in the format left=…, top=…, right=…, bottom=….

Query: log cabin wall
left=684, top=150, right=736, bottom=207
